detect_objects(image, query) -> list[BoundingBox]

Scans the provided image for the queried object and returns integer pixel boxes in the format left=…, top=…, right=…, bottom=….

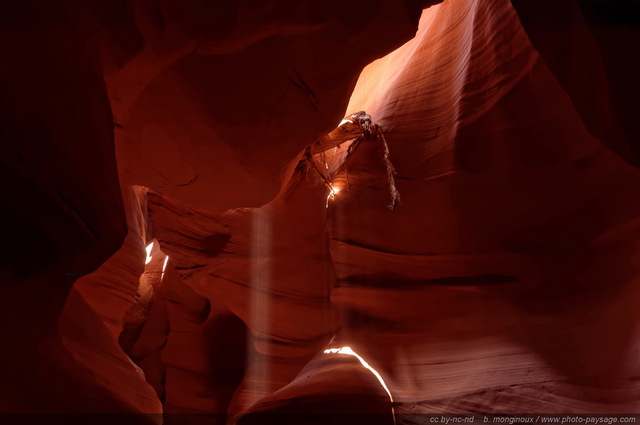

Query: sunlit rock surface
left=332, top=0, right=640, bottom=413
left=1, top=0, right=639, bottom=420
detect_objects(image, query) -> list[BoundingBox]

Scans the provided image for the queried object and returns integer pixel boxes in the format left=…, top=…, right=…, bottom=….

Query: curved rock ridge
left=58, top=185, right=161, bottom=414
left=237, top=346, right=395, bottom=425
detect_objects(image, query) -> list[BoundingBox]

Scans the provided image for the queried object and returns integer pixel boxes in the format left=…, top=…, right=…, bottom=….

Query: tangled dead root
left=376, top=125, right=401, bottom=209
left=293, top=111, right=401, bottom=209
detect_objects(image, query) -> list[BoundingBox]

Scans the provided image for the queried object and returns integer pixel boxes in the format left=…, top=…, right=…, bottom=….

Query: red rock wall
left=1, top=0, right=639, bottom=420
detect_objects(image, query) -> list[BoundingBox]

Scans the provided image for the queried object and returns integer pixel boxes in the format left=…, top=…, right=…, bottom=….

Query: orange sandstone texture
left=2, top=0, right=640, bottom=420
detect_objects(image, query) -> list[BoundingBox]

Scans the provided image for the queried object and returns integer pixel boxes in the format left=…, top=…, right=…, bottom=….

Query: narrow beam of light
left=145, top=242, right=154, bottom=265
left=324, top=346, right=396, bottom=423
left=161, top=255, right=169, bottom=281
left=248, top=211, right=272, bottom=402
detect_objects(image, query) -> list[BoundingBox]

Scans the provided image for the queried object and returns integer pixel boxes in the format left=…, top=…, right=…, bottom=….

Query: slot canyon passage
left=1, top=0, right=640, bottom=423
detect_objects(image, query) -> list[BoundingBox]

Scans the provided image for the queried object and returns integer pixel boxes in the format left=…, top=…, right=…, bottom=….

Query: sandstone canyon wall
left=1, top=0, right=639, bottom=423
